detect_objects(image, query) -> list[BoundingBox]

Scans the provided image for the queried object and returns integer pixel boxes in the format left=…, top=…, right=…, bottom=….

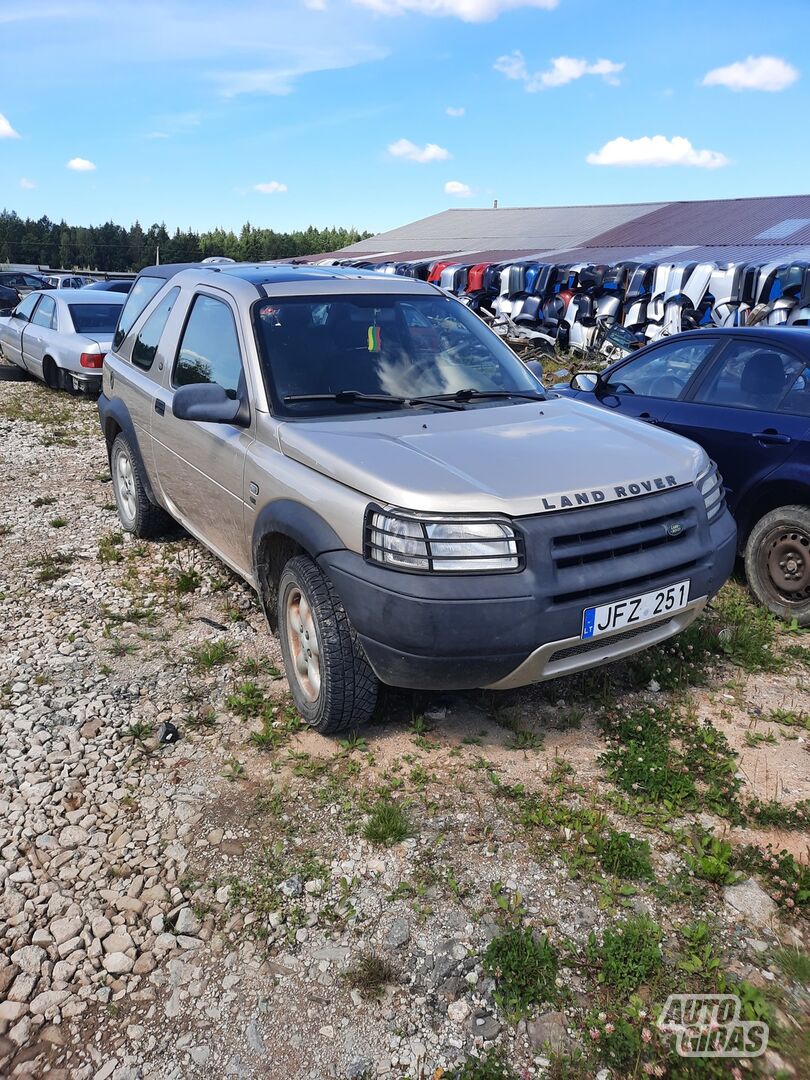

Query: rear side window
left=131, top=287, right=179, bottom=372
left=173, top=294, right=243, bottom=395
left=113, top=276, right=164, bottom=350
left=32, top=295, right=56, bottom=329
left=694, top=341, right=808, bottom=413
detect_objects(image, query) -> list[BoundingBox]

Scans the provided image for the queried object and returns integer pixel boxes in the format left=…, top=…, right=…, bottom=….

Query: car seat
left=740, top=350, right=787, bottom=408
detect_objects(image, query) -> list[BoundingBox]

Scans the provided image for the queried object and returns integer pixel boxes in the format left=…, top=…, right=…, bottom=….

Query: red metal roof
left=587, top=195, right=810, bottom=248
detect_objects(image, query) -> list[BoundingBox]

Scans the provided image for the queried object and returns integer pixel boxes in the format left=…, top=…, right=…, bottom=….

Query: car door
left=1, top=292, right=41, bottom=369
left=591, top=335, right=722, bottom=426
left=22, top=294, right=58, bottom=379
left=151, top=289, right=255, bottom=577
left=664, top=337, right=810, bottom=512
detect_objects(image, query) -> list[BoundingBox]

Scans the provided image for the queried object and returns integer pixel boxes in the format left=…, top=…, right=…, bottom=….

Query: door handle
left=154, top=399, right=165, bottom=416
left=753, top=429, right=791, bottom=445
left=638, top=412, right=660, bottom=424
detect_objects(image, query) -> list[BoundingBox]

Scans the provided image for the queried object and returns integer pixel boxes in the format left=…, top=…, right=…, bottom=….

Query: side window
left=131, top=287, right=180, bottom=372
left=173, top=294, right=243, bottom=395
left=31, top=295, right=56, bottom=329
left=694, top=341, right=806, bottom=412
left=780, top=363, right=810, bottom=418
left=113, top=276, right=165, bottom=351
left=14, top=293, right=40, bottom=321
left=604, top=338, right=717, bottom=399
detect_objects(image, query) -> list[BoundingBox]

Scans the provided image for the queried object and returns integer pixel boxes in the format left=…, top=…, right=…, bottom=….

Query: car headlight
left=695, top=461, right=725, bottom=524
left=365, top=507, right=522, bottom=572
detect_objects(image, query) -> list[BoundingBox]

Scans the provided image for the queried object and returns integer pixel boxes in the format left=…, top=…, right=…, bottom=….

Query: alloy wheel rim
left=762, top=526, right=810, bottom=604
left=115, top=451, right=137, bottom=525
left=285, top=587, right=321, bottom=702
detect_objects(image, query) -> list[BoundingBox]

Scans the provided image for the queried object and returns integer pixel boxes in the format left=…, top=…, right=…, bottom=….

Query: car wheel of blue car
left=744, top=505, right=810, bottom=627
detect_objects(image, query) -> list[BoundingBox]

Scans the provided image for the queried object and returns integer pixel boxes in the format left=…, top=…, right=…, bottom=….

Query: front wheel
left=277, top=555, right=378, bottom=733
left=744, top=505, right=810, bottom=626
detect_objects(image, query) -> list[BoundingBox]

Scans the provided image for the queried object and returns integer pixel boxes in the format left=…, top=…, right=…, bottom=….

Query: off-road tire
left=744, top=504, right=810, bottom=627
left=277, top=555, right=378, bottom=734
left=110, top=432, right=172, bottom=539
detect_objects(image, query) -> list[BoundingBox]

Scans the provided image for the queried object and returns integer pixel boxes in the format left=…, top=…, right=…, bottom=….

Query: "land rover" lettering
left=541, top=474, right=678, bottom=512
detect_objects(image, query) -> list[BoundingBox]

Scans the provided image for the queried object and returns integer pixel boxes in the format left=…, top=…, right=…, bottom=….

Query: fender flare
left=251, top=500, right=347, bottom=629
left=251, top=499, right=345, bottom=567
left=97, top=393, right=161, bottom=507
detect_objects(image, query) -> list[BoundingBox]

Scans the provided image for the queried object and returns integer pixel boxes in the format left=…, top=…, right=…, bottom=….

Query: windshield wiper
left=283, top=390, right=465, bottom=411
left=421, top=388, right=546, bottom=404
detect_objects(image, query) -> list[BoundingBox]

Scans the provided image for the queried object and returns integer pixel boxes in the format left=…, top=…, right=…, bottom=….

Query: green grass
left=482, top=926, right=559, bottom=1018
left=48, top=516, right=68, bottom=528
left=32, top=495, right=57, bottom=507
left=98, top=531, right=124, bottom=564
left=226, top=681, right=266, bottom=717
left=744, top=797, right=810, bottom=830
left=343, top=951, right=397, bottom=999
left=445, top=1051, right=520, bottom=1080
left=594, top=831, right=654, bottom=881
left=599, top=705, right=742, bottom=817
left=189, top=639, right=236, bottom=670
left=588, top=915, right=662, bottom=993
left=175, top=567, right=202, bottom=594
left=31, top=551, right=74, bottom=582
left=774, top=946, right=810, bottom=985
left=363, top=799, right=411, bottom=846
left=683, top=833, right=741, bottom=885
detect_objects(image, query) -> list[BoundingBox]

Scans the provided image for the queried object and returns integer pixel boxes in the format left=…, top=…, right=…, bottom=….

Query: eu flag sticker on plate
left=582, top=607, right=596, bottom=640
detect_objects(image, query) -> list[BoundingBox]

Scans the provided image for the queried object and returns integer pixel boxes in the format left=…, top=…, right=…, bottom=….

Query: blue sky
left=0, top=0, right=806, bottom=235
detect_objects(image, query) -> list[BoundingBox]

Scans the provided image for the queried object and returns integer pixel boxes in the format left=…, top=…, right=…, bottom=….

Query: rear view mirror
left=172, top=383, right=248, bottom=426
left=570, top=371, right=599, bottom=392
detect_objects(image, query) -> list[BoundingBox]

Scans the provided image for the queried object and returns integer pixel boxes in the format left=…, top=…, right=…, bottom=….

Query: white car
left=45, top=274, right=86, bottom=289
left=0, top=289, right=126, bottom=394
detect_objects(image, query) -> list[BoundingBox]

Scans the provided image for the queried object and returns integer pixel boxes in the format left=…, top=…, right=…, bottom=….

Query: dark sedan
left=82, top=280, right=133, bottom=293
left=558, top=327, right=810, bottom=624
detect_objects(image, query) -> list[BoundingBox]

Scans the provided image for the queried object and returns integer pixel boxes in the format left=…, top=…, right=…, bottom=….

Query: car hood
left=277, top=396, right=708, bottom=517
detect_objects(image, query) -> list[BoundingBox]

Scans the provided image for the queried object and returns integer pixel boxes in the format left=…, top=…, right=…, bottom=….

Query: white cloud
left=586, top=135, right=729, bottom=169
left=445, top=105, right=465, bottom=117
left=213, top=42, right=386, bottom=96
left=444, top=180, right=472, bottom=198
left=702, top=55, right=798, bottom=92
left=0, top=112, right=20, bottom=139
left=19, top=177, right=36, bottom=190
left=253, top=181, right=288, bottom=194
left=388, top=138, right=451, bottom=163
left=66, top=157, right=96, bottom=172
left=494, top=51, right=624, bottom=91
left=353, top=0, right=557, bottom=21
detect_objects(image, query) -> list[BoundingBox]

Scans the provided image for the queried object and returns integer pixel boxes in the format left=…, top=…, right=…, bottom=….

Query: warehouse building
left=324, top=193, right=810, bottom=268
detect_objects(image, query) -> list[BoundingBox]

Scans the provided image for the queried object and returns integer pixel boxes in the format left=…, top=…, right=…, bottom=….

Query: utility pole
left=156, top=245, right=160, bottom=265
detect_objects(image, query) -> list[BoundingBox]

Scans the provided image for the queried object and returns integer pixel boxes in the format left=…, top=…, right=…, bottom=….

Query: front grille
left=552, top=507, right=692, bottom=568
left=548, top=615, right=675, bottom=663
left=539, top=488, right=705, bottom=607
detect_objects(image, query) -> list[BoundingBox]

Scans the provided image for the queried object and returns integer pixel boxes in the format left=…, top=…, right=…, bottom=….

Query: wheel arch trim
left=97, top=393, right=161, bottom=507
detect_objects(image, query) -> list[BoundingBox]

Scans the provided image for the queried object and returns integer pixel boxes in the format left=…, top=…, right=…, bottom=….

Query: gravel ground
left=0, top=375, right=808, bottom=1080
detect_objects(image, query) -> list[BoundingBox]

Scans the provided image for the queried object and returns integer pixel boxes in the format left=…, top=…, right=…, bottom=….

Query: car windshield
left=68, top=303, right=123, bottom=335
left=253, top=293, right=544, bottom=416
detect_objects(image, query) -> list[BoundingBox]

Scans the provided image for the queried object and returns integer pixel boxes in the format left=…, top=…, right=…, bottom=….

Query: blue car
left=558, top=327, right=810, bottom=625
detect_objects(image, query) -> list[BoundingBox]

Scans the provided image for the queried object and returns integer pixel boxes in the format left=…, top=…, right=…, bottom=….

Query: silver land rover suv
left=98, top=263, right=737, bottom=732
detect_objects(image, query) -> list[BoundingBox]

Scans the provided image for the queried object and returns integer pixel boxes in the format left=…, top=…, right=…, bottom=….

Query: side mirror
left=570, top=371, right=599, bottom=392
left=12, top=310, right=28, bottom=321
left=172, top=382, right=248, bottom=425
